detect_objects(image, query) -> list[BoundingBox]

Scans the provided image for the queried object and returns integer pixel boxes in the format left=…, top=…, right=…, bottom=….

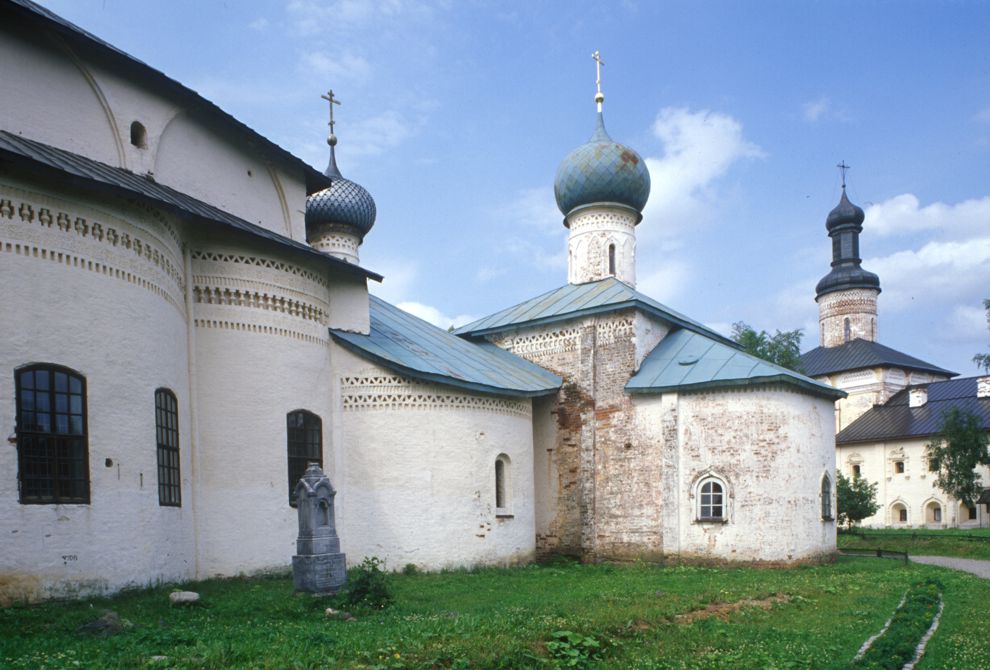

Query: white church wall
left=638, top=386, right=837, bottom=562
left=188, top=239, right=336, bottom=578
left=0, top=178, right=193, bottom=603
left=0, top=21, right=309, bottom=241
left=837, top=439, right=990, bottom=528
left=334, top=349, right=537, bottom=570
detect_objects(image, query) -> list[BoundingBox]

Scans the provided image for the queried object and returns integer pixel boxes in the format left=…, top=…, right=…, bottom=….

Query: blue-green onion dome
left=554, top=112, right=651, bottom=220
left=305, top=148, right=376, bottom=238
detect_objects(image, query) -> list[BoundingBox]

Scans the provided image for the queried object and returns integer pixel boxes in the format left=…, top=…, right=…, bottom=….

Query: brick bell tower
left=815, top=164, right=881, bottom=348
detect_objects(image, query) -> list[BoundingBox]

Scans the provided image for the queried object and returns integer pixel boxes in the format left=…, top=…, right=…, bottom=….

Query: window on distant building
left=852, top=464, right=861, bottom=478
left=15, top=364, right=89, bottom=504
left=843, top=317, right=851, bottom=343
left=130, top=121, right=147, bottom=149
left=821, top=474, right=833, bottom=520
left=495, top=453, right=511, bottom=516
left=891, top=502, right=908, bottom=524
left=967, top=505, right=978, bottom=521
left=287, top=410, right=322, bottom=506
left=928, top=457, right=940, bottom=472
left=155, top=388, right=181, bottom=507
left=894, top=460, right=905, bottom=474
left=607, top=244, right=616, bottom=276
left=697, top=477, right=726, bottom=522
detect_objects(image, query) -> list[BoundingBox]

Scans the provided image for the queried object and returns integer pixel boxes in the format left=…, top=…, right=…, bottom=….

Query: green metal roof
left=455, top=278, right=734, bottom=346
left=627, top=329, right=845, bottom=399
left=331, top=296, right=562, bottom=397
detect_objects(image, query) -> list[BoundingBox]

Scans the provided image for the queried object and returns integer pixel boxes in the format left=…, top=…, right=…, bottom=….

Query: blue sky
left=40, top=0, right=990, bottom=375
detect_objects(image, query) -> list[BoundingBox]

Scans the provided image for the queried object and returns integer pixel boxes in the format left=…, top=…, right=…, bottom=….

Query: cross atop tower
left=591, top=50, right=605, bottom=111
left=837, top=160, right=850, bottom=189
left=321, top=90, right=342, bottom=146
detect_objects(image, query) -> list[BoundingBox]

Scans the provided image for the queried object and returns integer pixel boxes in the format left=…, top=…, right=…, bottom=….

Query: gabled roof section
left=837, top=376, right=990, bottom=444
left=5, top=0, right=330, bottom=194
left=455, top=277, right=734, bottom=346
left=800, top=339, right=956, bottom=378
left=627, top=329, right=845, bottom=400
left=330, top=296, right=562, bottom=397
left=0, top=131, right=382, bottom=281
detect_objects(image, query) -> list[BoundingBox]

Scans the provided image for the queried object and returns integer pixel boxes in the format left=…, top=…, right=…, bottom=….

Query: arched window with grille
left=155, top=388, right=181, bottom=507
left=287, top=410, right=322, bottom=506
left=696, top=476, right=726, bottom=522
left=15, top=364, right=89, bottom=504
left=820, top=473, right=832, bottom=520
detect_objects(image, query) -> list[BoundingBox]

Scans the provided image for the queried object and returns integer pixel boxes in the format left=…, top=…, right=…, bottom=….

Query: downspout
left=182, top=244, right=202, bottom=578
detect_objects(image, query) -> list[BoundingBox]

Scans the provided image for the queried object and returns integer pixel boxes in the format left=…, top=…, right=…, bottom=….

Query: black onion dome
left=826, top=189, right=865, bottom=231
left=305, top=144, right=376, bottom=238
left=815, top=264, right=880, bottom=298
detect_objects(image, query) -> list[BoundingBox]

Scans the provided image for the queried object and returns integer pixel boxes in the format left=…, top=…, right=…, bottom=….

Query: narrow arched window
left=287, top=410, right=322, bottom=506
left=607, top=244, right=616, bottom=276
left=130, top=121, right=147, bottom=148
left=698, top=478, right=725, bottom=521
left=495, top=453, right=511, bottom=516
left=155, top=388, right=181, bottom=507
left=820, top=474, right=832, bottom=520
left=15, top=364, right=89, bottom=504
left=843, top=317, right=851, bottom=343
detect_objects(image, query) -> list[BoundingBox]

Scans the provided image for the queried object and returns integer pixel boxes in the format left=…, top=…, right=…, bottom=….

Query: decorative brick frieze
left=190, top=250, right=329, bottom=289
left=193, top=318, right=328, bottom=345
left=341, top=374, right=530, bottom=417
left=817, top=288, right=878, bottom=347
left=192, top=282, right=328, bottom=323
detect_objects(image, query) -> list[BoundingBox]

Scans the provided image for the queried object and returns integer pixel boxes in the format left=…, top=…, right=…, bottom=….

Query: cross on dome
left=592, top=50, right=605, bottom=111
left=837, top=160, right=850, bottom=189
left=321, top=89, right=342, bottom=147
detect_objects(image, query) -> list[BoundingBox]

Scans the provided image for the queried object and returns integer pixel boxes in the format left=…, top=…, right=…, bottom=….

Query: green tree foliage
left=926, top=408, right=990, bottom=506
left=836, top=472, right=880, bottom=529
left=731, top=322, right=804, bottom=372
left=974, top=298, right=990, bottom=373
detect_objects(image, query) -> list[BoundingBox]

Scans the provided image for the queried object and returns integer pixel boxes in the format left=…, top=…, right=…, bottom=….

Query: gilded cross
left=592, top=50, right=605, bottom=111
left=321, top=90, right=342, bottom=141
left=837, top=160, right=850, bottom=188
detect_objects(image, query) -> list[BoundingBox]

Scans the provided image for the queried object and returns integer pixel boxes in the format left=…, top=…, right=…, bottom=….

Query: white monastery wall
left=334, top=349, right=537, bottom=570
left=0, top=177, right=193, bottom=603
left=188, top=239, right=336, bottom=578
left=636, top=387, right=837, bottom=562
left=820, top=367, right=950, bottom=432
left=0, top=25, right=308, bottom=241
left=837, top=439, right=990, bottom=529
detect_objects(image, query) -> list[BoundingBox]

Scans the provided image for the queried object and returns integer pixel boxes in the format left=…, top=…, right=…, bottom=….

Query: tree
left=836, top=472, right=880, bottom=529
left=731, top=322, right=804, bottom=372
left=974, top=298, right=990, bottom=374
left=926, top=407, right=990, bottom=506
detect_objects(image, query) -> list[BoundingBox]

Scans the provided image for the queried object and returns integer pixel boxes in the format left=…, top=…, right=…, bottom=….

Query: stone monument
left=292, top=463, right=347, bottom=594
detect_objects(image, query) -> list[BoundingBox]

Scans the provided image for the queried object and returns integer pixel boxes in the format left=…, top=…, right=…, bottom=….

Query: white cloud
left=302, top=51, right=372, bottom=83
left=864, top=193, right=990, bottom=238
left=506, top=187, right=561, bottom=235
left=803, top=97, right=829, bottom=123
left=345, top=110, right=416, bottom=158
left=477, top=187, right=565, bottom=282
left=395, top=301, right=477, bottom=330
left=248, top=17, right=269, bottom=31
left=641, top=107, right=764, bottom=240
left=636, top=261, right=692, bottom=305
left=947, top=304, right=989, bottom=342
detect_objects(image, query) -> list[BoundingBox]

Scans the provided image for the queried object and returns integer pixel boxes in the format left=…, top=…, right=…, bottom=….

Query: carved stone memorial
left=292, top=463, right=347, bottom=594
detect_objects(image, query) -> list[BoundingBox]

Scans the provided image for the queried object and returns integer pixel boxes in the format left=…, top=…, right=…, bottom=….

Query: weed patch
left=852, top=578, right=943, bottom=669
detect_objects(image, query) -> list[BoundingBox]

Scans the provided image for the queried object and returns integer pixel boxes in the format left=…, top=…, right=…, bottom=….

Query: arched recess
left=889, top=499, right=909, bottom=525
left=923, top=498, right=944, bottom=526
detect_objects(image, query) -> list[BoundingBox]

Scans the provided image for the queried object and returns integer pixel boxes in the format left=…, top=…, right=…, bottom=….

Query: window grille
left=287, top=410, right=322, bottom=506
left=699, top=479, right=724, bottom=520
left=16, top=365, right=89, bottom=504
left=155, top=388, right=181, bottom=506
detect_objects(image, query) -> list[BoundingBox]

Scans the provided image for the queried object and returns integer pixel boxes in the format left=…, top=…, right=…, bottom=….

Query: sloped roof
left=627, top=329, right=845, bottom=400
left=836, top=376, right=990, bottom=444
left=0, top=131, right=382, bottom=281
left=330, top=296, right=562, bottom=397
left=800, top=339, right=955, bottom=378
left=5, top=0, right=330, bottom=194
left=455, top=277, right=734, bottom=345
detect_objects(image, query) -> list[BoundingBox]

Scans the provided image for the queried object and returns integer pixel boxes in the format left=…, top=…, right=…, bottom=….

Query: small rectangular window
left=894, top=461, right=905, bottom=474
left=899, top=508, right=908, bottom=522
left=928, top=458, right=940, bottom=472
left=852, top=464, right=861, bottom=478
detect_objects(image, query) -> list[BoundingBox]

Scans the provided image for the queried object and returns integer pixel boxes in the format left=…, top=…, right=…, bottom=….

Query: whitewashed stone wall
left=837, top=439, right=990, bottom=528
left=333, top=348, right=536, bottom=569
left=0, top=23, right=307, bottom=241
left=816, top=367, right=950, bottom=432
left=0, top=178, right=194, bottom=603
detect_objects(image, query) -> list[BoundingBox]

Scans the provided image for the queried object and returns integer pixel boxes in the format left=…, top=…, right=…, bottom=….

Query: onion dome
left=554, top=112, right=651, bottom=221
left=305, top=93, right=376, bottom=239
left=816, top=186, right=880, bottom=299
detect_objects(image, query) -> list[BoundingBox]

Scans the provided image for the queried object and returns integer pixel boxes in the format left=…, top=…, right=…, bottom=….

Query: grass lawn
left=838, top=527, right=990, bottom=561
left=2, top=557, right=989, bottom=669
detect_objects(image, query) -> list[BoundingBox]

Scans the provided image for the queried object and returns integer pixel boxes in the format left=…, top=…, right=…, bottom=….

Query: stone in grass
left=169, top=590, right=200, bottom=605
left=325, top=607, right=356, bottom=621
left=77, top=610, right=134, bottom=636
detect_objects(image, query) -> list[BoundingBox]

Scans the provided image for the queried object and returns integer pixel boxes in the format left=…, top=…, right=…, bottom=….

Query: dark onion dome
left=305, top=141, right=376, bottom=239
left=554, top=112, right=651, bottom=221
left=826, top=188, right=865, bottom=231
left=816, top=187, right=880, bottom=298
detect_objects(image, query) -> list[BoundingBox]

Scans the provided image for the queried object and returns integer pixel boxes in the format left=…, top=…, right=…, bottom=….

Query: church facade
left=1, top=0, right=841, bottom=605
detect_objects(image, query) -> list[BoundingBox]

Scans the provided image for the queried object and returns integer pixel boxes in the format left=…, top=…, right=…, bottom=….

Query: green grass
left=838, top=527, right=990, bottom=560
left=2, top=558, right=989, bottom=669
